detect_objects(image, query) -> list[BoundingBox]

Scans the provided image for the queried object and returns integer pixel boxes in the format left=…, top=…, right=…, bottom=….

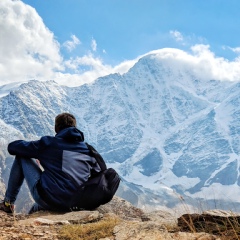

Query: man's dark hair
left=55, top=113, right=77, bottom=133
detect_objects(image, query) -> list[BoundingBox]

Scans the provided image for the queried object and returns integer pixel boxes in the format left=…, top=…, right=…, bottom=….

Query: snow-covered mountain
left=1, top=51, right=240, bottom=212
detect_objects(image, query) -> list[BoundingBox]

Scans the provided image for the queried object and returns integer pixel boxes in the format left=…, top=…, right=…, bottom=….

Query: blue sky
left=1, top=0, right=240, bottom=86
left=22, top=0, right=240, bottom=62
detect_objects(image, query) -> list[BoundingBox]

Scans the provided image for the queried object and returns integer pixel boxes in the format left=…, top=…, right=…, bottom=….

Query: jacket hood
left=56, top=127, right=84, bottom=142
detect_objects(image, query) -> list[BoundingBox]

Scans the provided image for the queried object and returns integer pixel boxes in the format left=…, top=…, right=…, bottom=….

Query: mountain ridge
left=0, top=51, right=240, bottom=211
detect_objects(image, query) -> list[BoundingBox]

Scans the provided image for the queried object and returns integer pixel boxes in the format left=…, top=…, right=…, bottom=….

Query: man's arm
left=8, top=140, right=40, bottom=159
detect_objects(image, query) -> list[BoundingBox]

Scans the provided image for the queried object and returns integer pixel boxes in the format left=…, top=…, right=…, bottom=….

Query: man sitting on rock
left=0, top=112, right=101, bottom=214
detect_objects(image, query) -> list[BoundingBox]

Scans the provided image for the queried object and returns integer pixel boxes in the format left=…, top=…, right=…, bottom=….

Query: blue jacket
left=8, top=127, right=101, bottom=210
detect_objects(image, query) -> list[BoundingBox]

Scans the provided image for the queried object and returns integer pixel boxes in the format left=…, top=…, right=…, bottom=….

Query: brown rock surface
left=178, top=209, right=240, bottom=239
left=0, top=197, right=234, bottom=240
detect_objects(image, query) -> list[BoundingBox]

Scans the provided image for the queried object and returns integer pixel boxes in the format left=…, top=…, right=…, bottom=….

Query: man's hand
left=36, top=159, right=44, bottom=171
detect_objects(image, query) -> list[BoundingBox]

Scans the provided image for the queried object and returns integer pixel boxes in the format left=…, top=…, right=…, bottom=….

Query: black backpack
left=69, top=143, right=121, bottom=211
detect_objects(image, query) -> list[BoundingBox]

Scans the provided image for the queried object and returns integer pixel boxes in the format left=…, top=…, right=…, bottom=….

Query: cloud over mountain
left=1, top=0, right=240, bottom=88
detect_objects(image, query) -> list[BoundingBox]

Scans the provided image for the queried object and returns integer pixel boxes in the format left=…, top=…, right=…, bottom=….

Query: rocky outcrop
left=0, top=197, right=238, bottom=240
left=178, top=209, right=240, bottom=239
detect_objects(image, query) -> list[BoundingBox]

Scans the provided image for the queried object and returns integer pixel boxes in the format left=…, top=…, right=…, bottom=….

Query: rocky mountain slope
left=0, top=51, right=240, bottom=212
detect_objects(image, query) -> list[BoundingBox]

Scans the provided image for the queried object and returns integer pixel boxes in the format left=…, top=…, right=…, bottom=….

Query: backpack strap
left=85, top=143, right=107, bottom=171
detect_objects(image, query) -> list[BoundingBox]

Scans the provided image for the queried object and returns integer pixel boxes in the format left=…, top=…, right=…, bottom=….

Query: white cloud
left=63, top=35, right=81, bottom=52
left=1, top=0, right=240, bottom=89
left=91, top=38, right=97, bottom=52
left=112, top=59, right=136, bottom=74
left=52, top=54, right=111, bottom=86
left=147, top=45, right=240, bottom=82
left=189, top=44, right=240, bottom=81
left=170, top=30, right=184, bottom=43
left=0, top=0, right=114, bottom=87
left=232, top=47, right=240, bottom=53
left=224, top=46, right=240, bottom=54
left=169, top=30, right=207, bottom=47
left=0, top=0, right=63, bottom=84
left=65, top=54, right=107, bottom=71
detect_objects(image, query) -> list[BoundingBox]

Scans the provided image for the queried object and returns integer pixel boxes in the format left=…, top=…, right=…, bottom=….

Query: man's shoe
left=28, top=203, right=45, bottom=214
left=0, top=200, right=14, bottom=214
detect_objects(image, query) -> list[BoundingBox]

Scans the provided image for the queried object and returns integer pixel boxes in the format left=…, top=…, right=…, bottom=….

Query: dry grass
left=178, top=213, right=240, bottom=240
left=58, top=216, right=120, bottom=240
left=170, top=191, right=240, bottom=239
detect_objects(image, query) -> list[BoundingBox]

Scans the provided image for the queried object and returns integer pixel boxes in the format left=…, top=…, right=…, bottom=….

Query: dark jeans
left=4, top=156, right=51, bottom=212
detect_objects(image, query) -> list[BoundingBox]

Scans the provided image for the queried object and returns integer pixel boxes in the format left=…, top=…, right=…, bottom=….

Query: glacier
left=0, top=51, right=240, bottom=212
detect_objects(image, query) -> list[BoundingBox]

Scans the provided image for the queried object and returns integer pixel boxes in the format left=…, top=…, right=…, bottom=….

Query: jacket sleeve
left=8, top=140, right=40, bottom=159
